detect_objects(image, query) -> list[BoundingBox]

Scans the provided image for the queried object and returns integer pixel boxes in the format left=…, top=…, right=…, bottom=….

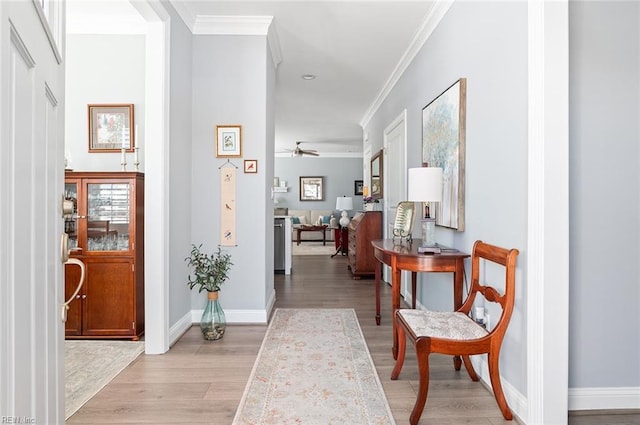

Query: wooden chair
left=391, top=240, right=519, bottom=425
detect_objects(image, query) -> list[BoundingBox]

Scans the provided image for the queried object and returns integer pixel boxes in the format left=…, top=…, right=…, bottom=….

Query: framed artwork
left=370, top=149, right=383, bottom=199
left=243, top=160, right=257, bottom=173
left=299, top=176, right=324, bottom=201
left=354, top=180, right=364, bottom=195
left=216, top=125, right=242, bottom=157
left=88, top=104, right=134, bottom=152
left=392, top=201, right=415, bottom=241
left=422, top=78, right=466, bottom=231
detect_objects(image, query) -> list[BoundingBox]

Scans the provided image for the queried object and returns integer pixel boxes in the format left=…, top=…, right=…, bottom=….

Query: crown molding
left=360, top=0, right=454, bottom=128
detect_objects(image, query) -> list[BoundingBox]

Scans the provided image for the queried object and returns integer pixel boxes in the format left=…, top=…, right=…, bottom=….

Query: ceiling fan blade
left=301, top=150, right=319, bottom=157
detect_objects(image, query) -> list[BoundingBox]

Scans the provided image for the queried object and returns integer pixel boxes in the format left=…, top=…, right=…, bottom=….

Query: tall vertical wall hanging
left=219, top=161, right=238, bottom=246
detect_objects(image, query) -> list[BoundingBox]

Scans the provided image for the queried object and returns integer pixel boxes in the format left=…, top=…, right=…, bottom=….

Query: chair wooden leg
left=391, top=320, right=407, bottom=380
left=410, top=340, right=431, bottom=425
left=462, top=355, right=479, bottom=381
left=487, top=351, right=512, bottom=420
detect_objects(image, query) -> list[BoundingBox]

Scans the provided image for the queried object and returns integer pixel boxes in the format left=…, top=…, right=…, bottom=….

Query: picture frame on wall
left=243, top=160, right=257, bottom=173
left=422, top=78, right=466, bottom=231
left=354, top=180, right=364, bottom=195
left=216, top=125, right=242, bottom=158
left=88, top=104, right=134, bottom=152
left=299, top=176, right=324, bottom=201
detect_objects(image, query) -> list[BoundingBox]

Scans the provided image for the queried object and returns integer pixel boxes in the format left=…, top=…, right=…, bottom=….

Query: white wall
left=569, top=1, right=640, bottom=394
left=191, top=34, right=273, bottom=317
left=65, top=35, right=146, bottom=171
left=363, top=0, right=528, bottom=397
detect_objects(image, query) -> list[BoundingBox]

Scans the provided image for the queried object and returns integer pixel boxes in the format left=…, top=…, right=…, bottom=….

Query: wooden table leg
left=375, top=261, right=381, bottom=325
left=411, top=272, right=417, bottom=309
left=391, top=265, right=401, bottom=360
left=296, top=229, right=301, bottom=245
left=453, top=258, right=465, bottom=370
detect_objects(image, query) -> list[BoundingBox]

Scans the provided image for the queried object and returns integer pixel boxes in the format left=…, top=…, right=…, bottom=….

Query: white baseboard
left=169, top=311, right=193, bottom=347
left=568, top=387, right=640, bottom=411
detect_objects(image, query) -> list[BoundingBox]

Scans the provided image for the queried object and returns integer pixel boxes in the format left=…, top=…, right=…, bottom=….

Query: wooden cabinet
left=347, top=211, right=382, bottom=278
left=64, top=171, right=144, bottom=340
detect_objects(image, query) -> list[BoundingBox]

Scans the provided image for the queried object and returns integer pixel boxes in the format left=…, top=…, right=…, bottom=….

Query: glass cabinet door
left=64, top=182, right=78, bottom=250
left=86, top=182, right=130, bottom=252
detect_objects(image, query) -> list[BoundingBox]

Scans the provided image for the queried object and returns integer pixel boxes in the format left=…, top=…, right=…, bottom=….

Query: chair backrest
left=459, top=240, right=519, bottom=337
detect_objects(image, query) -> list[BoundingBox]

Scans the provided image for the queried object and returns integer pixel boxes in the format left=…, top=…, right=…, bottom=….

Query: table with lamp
left=331, top=196, right=353, bottom=257
left=370, top=167, right=470, bottom=360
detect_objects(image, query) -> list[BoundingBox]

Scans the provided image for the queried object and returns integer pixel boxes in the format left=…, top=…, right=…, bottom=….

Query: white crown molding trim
left=169, top=0, right=196, bottom=33
left=359, top=0, right=454, bottom=128
left=192, top=15, right=272, bottom=35
left=568, top=387, right=640, bottom=411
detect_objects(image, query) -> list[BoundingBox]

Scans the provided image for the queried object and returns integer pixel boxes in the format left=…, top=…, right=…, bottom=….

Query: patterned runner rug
left=233, top=308, right=396, bottom=425
left=65, top=340, right=144, bottom=419
left=291, top=242, right=336, bottom=256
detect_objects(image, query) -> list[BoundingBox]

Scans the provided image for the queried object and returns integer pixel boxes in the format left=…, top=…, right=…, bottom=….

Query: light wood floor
left=68, top=254, right=640, bottom=425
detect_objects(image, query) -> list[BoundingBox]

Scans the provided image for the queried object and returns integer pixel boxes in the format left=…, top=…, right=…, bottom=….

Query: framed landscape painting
left=88, top=104, right=134, bottom=152
left=422, top=78, right=466, bottom=231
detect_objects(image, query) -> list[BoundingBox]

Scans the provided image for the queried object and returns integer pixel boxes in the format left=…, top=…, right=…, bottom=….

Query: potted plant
left=185, top=244, right=233, bottom=340
left=363, top=196, right=380, bottom=211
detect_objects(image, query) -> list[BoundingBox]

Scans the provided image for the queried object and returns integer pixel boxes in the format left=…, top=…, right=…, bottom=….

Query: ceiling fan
left=287, top=141, right=319, bottom=157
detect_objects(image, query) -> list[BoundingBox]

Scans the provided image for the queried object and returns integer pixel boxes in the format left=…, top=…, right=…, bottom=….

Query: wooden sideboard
left=347, top=211, right=382, bottom=279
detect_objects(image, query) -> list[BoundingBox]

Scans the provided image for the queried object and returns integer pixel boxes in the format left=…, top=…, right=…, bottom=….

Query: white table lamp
left=407, top=167, right=443, bottom=248
left=336, top=196, right=354, bottom=227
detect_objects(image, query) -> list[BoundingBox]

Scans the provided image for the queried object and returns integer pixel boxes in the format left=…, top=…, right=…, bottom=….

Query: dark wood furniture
left=347, top=211, right=382, bottom=278
left=391, top=241, right=519, bottom=425
left=64, top=171, right=144, bottom=340
left=296, top=224, right=328, bottom=245
left=370, top=239, right=469, bottom=358
left=331, top=227, right=349, bottom=257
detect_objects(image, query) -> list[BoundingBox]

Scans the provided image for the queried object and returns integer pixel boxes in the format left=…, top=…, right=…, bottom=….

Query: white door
left=0, top=1, right=66, bottom=423
left=382, top=110, right=411, bottom=300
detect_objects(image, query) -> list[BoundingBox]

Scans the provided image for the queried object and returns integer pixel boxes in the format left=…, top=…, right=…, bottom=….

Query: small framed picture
left=88, top=104, right=134, bottom=152
left=354, top=180, right=364, bottom=195
left=244, top=160, right=258, bottom=173
left=300, top=176, right=324, bottom=201
left=216, top=125, right=242, bottom=157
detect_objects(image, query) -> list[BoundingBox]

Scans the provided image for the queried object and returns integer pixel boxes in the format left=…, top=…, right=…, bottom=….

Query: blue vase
left=200, top=291, right=226, bottom=340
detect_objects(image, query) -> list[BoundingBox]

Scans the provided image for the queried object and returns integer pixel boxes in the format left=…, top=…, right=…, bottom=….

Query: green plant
left=185, top=244, right=233, bottom=293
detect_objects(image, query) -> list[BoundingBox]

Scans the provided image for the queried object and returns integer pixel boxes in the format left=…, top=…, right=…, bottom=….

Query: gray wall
left=167, top=3, right=194, bottom=326
left=569, top=1, right=640, bottom=388
left=363, top=0, right=528, bottom=395
left=191, top=34, right=273, bottom=311
left=65, top=35, right=146, bottom=172
left=275, top=157, right=364, bottom=213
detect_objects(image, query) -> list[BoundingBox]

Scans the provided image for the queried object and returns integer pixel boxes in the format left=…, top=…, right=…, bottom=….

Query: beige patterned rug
left=291, top=242, right=336, bottom=256
left=65, top=340, right=144, bottom=419
left=233, top=308, right=396, bottom=425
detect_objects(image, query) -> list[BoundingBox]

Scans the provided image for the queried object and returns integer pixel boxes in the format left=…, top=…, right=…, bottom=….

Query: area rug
left=232, top=308, right=396, bottom=425
left=65, top=340, right=144, bottom=419
left=291, top=242, right=336, bottom=256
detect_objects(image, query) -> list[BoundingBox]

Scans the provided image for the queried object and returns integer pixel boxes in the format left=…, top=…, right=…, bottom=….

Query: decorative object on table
left=219, top=160, right=238, bottom=246
left=392, top=201, right=416, bottom=243
left=185, top=244, right=233, bottom=340
left=354, top=180, right=364, bottom=195
left=370, top=149, right=383, bottom=199
left=408, top=167, right=443, bottom=253
left=336, top=196, right=353, bottom=227
left=422, top=78, right=466, bottom=230
left=133, top=147, right=140, bottom=171
left=215, top=124, right=242, bottom=157
left=88, top=104, right=134, bottom=152
left=363, top=195, right=380, bottom=211
left=120, top=148, right=127, bottom=171
left=299, top=176, right=324, bottom=201
left=243, top=159, right=257, bottom=173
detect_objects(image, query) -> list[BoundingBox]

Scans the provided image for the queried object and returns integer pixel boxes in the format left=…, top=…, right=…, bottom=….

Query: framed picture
left=354, top=180, right=364, bottom=195
left=370, top=149, right=383, bottom=199
left=299, top=176, right=324, bottom=201
left=243, top=160, right=257, bottom=173
left=88, top=104, right=134, bottom=152
left=422, top=78, right=466, bottom=231
left=216, top=125, right=242, bottom=158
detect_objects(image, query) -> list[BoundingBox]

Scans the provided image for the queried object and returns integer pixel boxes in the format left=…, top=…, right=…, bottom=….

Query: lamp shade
left=336, top=196, right=353, bottom=211
left=407, top=167, right=443, bottom=202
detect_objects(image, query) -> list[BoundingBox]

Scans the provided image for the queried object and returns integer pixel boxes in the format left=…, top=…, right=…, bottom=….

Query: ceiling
left=67, top=1, right=435, bottom=157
